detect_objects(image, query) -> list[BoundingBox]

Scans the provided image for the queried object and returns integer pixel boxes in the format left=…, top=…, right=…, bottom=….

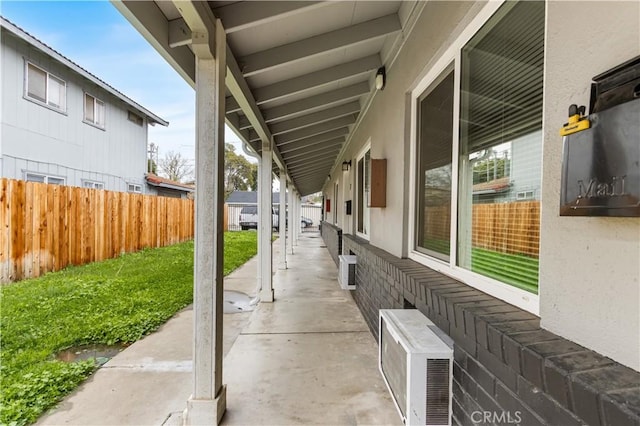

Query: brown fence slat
left=1, top=178, right=195, bottom=283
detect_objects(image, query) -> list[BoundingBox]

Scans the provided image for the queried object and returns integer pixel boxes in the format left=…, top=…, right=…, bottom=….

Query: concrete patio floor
left=37, top=232, right=400, bottom=426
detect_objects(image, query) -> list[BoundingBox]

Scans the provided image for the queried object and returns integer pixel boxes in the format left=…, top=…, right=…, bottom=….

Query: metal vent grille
left=347, top=263, right=356, bottom=285
left=426, top=359, right=450, bottom=425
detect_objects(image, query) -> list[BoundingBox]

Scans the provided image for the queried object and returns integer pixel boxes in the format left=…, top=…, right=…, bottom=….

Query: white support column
left=293, top=191, right=300, bottom=246
left=259, top=139, right=274, bottom=302
left=288, top=183, right=294, bottom=255
left=278, top=169, right=287, bottom=269
left=185, top=15, right=226, bottom=426
left=297, top=194, right=302, bottom=242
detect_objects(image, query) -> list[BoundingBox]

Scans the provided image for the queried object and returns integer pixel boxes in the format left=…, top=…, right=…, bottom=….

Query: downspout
left=242, top=142, right=262, bottom=305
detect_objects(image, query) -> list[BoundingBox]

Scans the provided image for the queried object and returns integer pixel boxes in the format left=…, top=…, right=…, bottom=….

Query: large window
left=411, top=0, right=544, bottom=311
left=356, top=145, right=371, bottom=238
left=25, top=62, right=66, bottom=111
left=84, top=93, right=106, bottom=128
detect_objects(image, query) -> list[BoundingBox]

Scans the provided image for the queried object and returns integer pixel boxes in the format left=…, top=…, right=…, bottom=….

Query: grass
left=422, top=238, right=539, bottom=293
left=0, top=231, right=257, bottom=426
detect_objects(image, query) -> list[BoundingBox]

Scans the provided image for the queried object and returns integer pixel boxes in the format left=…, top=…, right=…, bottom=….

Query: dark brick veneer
left=320, top=221, right=342, bottom=266
left=340, top=233, right=639, bottom=426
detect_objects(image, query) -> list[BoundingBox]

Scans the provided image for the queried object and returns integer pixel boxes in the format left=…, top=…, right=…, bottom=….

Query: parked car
left=239, top=206, right=278, bottom=230
left=239, top=206, right=312, bottom=230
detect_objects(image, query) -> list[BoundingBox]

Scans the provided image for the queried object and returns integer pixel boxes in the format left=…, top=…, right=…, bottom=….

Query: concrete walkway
left=37, top=232, right=399, bottom=426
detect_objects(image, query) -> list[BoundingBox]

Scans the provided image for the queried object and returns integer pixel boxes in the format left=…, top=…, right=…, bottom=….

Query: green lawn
left=422, top=238, right=538, bottom=293
left=0, top=232, right=257, bottom=426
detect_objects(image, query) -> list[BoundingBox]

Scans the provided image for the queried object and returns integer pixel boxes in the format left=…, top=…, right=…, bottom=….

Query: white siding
left=0, top=30, right=149, bottom=192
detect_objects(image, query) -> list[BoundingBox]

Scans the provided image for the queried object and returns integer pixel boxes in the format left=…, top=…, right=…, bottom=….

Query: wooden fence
left=424, top=201, right=540, bottom=257
left=1, top=178, right=194, bottom=283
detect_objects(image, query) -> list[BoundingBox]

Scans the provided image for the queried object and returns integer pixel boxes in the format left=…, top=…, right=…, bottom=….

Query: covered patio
left=37, top=232, right=399, bottom=425
left=108, top=1, right=417, bottom=424
left=103, top=2, right=640, bottom=426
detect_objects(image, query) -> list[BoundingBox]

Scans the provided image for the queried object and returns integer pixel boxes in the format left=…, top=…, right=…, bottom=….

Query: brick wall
left=342, top=234, right=639, bottom=426
left=320, top=221, right=342, bottom=266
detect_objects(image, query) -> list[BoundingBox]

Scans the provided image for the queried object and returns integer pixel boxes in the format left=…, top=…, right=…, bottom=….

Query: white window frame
left=516, top=190, right=535, bottom=201
left=82, top=180, right=104, bottom=190
left=25, top=171, right=65, bottom=185
left=407, top=0, right=540, bottom=315
left=355, top=140, right=372, bottom=240
left=127, top=183, right=142, bottom=193
left=83, top=92, right=106, bottom=129
left=24, top=61, right=67, bottom=113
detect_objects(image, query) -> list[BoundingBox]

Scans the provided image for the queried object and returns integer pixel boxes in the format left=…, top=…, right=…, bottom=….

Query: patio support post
left=259, top=138, right=274, bottom=302
left=288, top=182, right=294, bottom=255
left=183, top=11, right=226, bottom=426
left=278, top=169, right=287, bottom=269
left=293, top=191, right=299, bottom=246
left=299, top=193, right=302, bottom=242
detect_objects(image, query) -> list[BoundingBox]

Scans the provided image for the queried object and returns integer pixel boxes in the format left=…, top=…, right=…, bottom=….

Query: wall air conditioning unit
left=338, top=255, right=357, bottom=290
left=379, top=309, right=454, bottom=426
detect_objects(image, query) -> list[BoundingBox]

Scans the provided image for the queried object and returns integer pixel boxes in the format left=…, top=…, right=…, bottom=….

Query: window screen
left=27, top=64, right=46, bottom=103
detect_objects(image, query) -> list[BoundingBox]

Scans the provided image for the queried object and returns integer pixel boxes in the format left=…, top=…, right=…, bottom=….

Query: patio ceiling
left=114, top=0, right=420, bottom=195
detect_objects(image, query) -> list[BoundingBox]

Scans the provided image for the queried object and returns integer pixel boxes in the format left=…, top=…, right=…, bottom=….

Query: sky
left=1, top=0, right=253, bottom=168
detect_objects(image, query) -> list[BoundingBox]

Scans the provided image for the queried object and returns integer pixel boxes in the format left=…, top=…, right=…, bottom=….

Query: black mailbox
left=560, top=57, right=640, bottom=217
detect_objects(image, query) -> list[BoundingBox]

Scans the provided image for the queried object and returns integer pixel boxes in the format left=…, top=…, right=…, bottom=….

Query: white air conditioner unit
left=338, top=255, right=357, bottom=290
left=379, top=309, right=454, bottom=426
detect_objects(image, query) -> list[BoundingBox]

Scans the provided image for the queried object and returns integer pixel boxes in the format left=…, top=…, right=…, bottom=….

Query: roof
left=114, top=1, right=422, bottom=195
left=227, top=191, right=280, bottom=204
left=472, top=177, right=511, bottom=195
left=145, top=174, right=194, bottom=192
left=0, top=16, right=169, bottom=127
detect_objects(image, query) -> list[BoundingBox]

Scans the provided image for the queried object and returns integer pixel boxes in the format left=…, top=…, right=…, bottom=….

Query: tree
left=225, top=143, right=257, bottom=199
left=159, top=151, right=193, bottom=182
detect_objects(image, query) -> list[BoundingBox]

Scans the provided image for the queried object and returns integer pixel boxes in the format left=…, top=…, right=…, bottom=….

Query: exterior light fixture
left=342, top=160, right=351, bottom=171
left=375, top=66, right=386, bottom=90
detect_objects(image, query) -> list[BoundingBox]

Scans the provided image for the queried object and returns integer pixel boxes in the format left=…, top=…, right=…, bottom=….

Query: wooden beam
left=253, top=55, right=380, bottom=104
left=240, top=14, right=401, bottom=76
left=282, top=144, right=342, bottom=161
left=275, top=115, right=355, bottom=146
left=212, top=1, right=324, bottom=34
left=270, top=101, right=360, bottom=135
left=262, top=82, right=369, bottom=123
left=277, top=132, right=346, bottom=154
left=168, top=17, right=192, bottom=48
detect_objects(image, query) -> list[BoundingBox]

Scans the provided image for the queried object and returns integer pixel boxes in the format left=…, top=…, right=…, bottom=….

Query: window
left=411, top=0, right=544, bottom=312
left=356, top=144, right=371, bottom=238
left=84, top=93, right=105, bottom=128
left=83, top=180, right=104, bottom=190
left=416, top=68, right=455, bottom=261
left=128, top=183, right=142, bottom=193
left=25, top=62, right=66, bottom=111
left=25, top=172, right=65, bottom=185
left=516, top=190, right=535, bottom=201
left=128, top=111, right=143, bottom=126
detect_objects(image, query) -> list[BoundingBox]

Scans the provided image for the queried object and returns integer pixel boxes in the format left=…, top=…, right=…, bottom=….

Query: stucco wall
left=324, top=1, right=481, bottom=258
left=539, top=1, right=640, bottom=371
left=323, top=1, right=639, bottom=370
